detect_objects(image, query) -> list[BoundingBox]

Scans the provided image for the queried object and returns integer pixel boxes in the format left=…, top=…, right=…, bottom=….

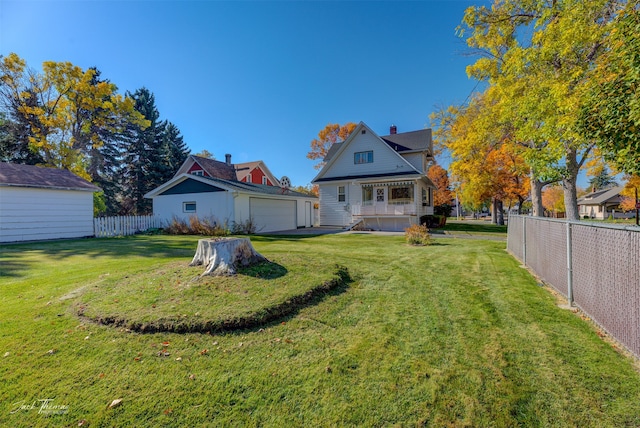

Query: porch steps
left=345, top=219, right=364, bottom=231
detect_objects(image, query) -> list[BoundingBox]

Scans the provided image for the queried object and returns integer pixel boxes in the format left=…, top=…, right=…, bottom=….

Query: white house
left=0, top=162, right=100, bottom=243
left=145, top=173, right=317, bottom=233
left=311, top=122, right=436, bottom=231
left=577, top=186, right=632, bottom=219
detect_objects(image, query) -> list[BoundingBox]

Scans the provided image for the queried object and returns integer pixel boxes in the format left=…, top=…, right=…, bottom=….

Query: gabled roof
left=0, top=162, right=100, bottom=192
left=577, top=186, right=624, bottom=205
left=312, top=122, right=427, bottom=184
left=145, top=173, right=316, bottom=200
left=323, top=127, right=433, bottom=163
left=381, top=129, right=432, bottom=154
left=174, top=155, right=237, bottom=180
left=235, top=160, right=280, bottom=186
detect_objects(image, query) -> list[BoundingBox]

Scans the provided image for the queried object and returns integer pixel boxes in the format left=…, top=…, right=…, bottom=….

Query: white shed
left=0, top=162, right=100, bottom=243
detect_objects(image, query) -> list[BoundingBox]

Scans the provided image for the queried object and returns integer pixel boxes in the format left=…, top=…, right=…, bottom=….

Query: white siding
left=0, top=187, right=94, bottom=242
left=318, top=182, right=355, bottom=227
left=152, top=192, right=234, bottom=227
left=321, top=132, right=416, bottom=179
left=152, top=191, right=317, bottom=232
left=403, top=152, right=425, bottom=173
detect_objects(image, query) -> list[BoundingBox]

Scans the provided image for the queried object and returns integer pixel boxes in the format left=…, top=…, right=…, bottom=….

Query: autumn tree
left=578, top=4, right=640, bottom=176
left=542, top=185, right=566, bottom=217
left=427, top=163, right=453, bottom=216
left=620, top=175, right=640, bottom=212
left=307, top=122, right=356, bottom=169
left=459, top=0, right=620, bottom=220
left=194, top=149, right=214, bottom=159
left=431, top=89, right=530, bottom=224
left=0, top=53, right=148, bottom=179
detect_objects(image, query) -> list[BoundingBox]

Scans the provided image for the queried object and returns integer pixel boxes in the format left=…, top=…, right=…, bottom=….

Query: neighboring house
left=0, top=162, right=100, bottom=243
left=146, top=153, right=316, bottom=233
left=578, top=186, right=631, bottom=219
left=311, top=122, right=436, bottom=231
left=174, top=154, right=282, bottom=186
left=235, top=161, right=280, bottom=186
left=174, top=154, right=238, bottom=180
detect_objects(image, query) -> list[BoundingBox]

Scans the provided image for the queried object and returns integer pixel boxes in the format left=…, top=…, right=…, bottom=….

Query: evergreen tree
left=588, top=167, right=618, bottom=192
left=121, top=88, right=161, bottom=214
left=164, top=121, right=190, bottom=171
left=120, top=88, right=188, bottom=214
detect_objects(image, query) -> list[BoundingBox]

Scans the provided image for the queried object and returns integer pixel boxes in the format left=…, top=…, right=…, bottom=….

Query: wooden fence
left=94, top=215, right=163, bottom=238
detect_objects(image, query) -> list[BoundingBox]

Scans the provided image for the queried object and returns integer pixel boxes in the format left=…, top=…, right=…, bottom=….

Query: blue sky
left=1, top=0, right=486, bottom=187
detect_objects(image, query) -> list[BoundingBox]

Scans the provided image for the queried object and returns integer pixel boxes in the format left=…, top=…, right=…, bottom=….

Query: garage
left=250, top=197, right=296, bottom=233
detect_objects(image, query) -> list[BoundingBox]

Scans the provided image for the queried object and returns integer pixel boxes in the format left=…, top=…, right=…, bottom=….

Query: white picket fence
left=94, top=215, right=163, bottom=238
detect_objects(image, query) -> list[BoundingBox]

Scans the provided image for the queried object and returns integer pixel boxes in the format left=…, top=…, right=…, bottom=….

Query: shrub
left=231, top=217, right=260, bottom=234
left=164, top=215, right=229, bottom=236
left=434, top=204, right=452, bottom=217
left=405, top=224, right=432, bottom=246
left=419, top=214, right=446, bottom=228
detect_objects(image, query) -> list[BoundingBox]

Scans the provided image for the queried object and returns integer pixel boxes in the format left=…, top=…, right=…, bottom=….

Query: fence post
left=566, top=221, right=574, bottom=306
left=522, top=216, right=527, bottom=266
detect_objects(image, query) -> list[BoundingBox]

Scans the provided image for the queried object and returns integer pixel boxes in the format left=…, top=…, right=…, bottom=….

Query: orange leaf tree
left=427, top=163, right=453, bottom=214
left=307, top=122, right=356, bottom=170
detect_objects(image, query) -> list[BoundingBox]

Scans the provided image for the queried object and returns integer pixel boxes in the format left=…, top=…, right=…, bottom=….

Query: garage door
left=249, top=198, right=296, bottom=233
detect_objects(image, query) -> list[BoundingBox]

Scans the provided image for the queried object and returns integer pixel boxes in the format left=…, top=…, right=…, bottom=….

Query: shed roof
left=0, top=162, right=100, bottom=192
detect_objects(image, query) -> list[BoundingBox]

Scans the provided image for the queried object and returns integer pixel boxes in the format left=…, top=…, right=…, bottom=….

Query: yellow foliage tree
left=620, top=175, right=640, bottom=212
left=0, top=53, right=148, bottom=179
left=542, top=185, right=566, bottom=217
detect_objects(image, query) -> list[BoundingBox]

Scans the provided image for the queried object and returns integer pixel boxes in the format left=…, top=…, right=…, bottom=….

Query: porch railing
left=351, top=203, right=417, bottom=216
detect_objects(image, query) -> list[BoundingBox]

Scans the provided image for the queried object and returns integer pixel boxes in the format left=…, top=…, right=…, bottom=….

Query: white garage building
left=0, top=162, right=100, bottom=243
left=145, top=173, right=317, bottom=233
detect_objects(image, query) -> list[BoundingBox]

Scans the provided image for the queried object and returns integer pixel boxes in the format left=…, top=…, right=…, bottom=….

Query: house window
left=376, top=188, right=384, bottom=202
left=183, top=202, right=197, bottom=213
left=262, top=176, right=267, bottom=185
left=422, top=188, right=431, bottom=206
left=362, top=187, right=373, bottom=205
left=338, top=186, right=346, bottom=202
left=389, top=185, right=413, bottom=205
left=192, top=170, right=204, bottom=176
left=354, top=151, right=373, bottom=164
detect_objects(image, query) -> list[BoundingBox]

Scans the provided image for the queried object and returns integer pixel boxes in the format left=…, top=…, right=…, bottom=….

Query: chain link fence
left=507, top=215, right=640, bottom=358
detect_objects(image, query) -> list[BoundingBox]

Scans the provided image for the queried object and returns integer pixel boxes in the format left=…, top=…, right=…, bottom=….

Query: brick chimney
left=390, top=125, right=397, bottom=135
left=225, top=153, right=231, bottom=165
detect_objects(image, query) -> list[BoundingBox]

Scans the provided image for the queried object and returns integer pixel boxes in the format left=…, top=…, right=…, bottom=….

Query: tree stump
left=189, top=237, right=267, bottom=276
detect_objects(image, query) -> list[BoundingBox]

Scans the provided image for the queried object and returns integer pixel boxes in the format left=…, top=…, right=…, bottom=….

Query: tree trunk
left=530, top=175, right=544, bottom=217
left=190, top=237, right=267, bottom=276
left=495, top=199, right=504, bottom=225
left=563, top=147, right=580, bottom=221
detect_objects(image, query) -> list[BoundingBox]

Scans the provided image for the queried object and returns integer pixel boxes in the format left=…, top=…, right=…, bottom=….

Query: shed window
left=338, top=186, right=346, bottom=202
left=183, top=202, right=197, bottom=213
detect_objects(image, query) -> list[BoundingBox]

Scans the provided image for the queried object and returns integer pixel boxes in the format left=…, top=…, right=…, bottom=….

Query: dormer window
left=354, top=151, right=373, bottom=164
left=192, top=170, right=204, bottom=176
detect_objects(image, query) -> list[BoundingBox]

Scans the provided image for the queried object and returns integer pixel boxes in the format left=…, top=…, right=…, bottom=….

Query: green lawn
left=1, top=234, right=639, bottom=427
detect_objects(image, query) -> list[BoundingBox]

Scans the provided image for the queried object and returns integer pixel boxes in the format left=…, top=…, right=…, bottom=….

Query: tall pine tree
left=120, top=88, right=189, bottom=214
